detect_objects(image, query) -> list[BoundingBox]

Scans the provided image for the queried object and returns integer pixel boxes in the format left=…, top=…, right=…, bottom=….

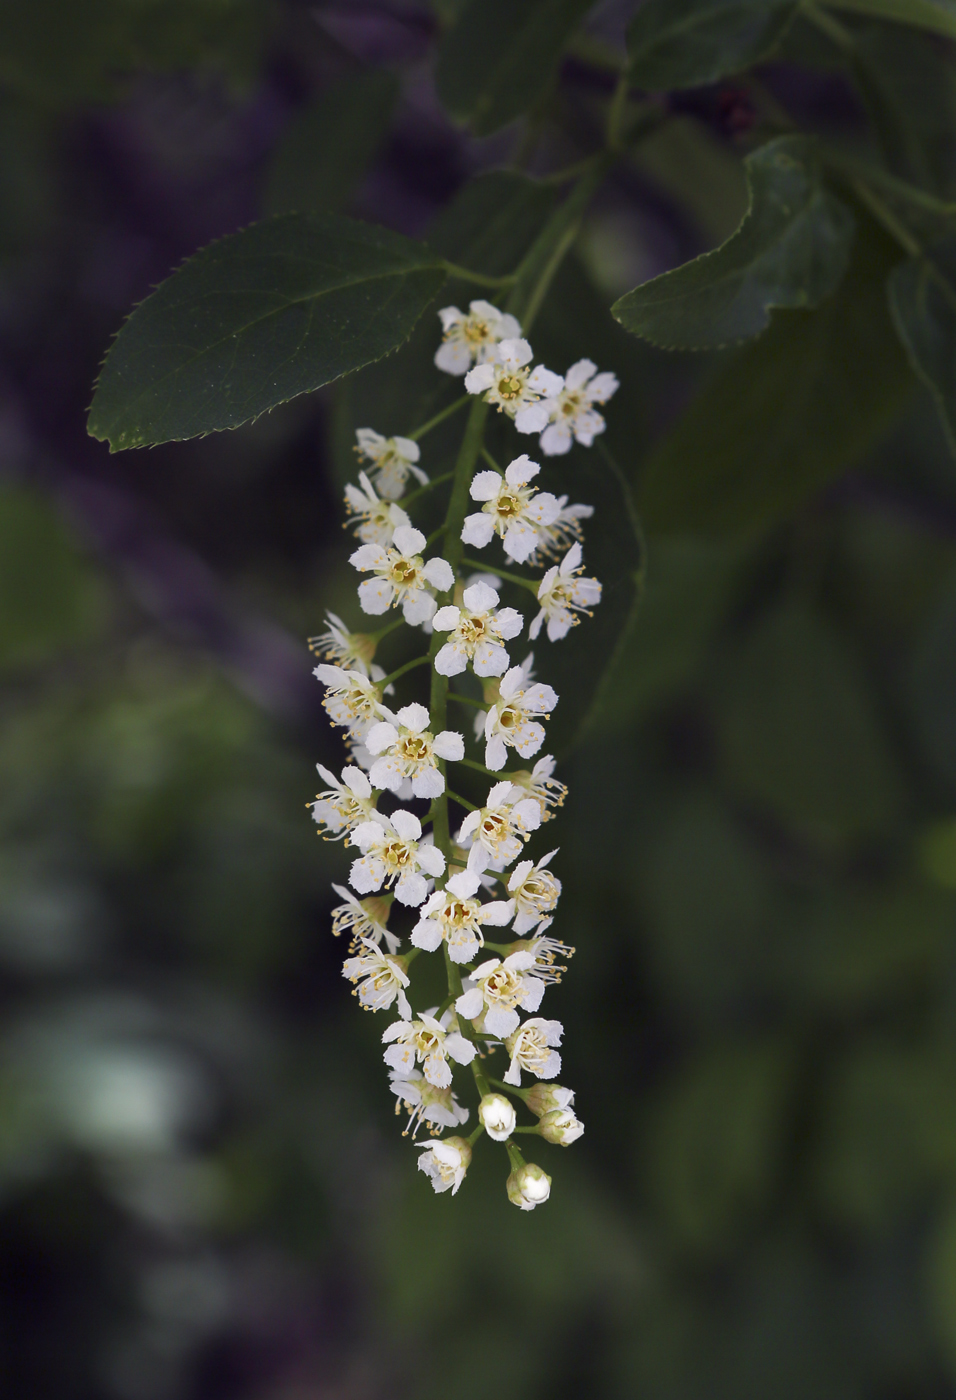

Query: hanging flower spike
left=342, top=939, right=412, bottom=1018
left=458, top=780, right=541, bottom=873
left=484, top=665, right=558, bottom=771
left=503, top=1017, right=564, bottom=1085
left=464, top=338, right=564, bottom=434
left=528, top=497, right=595, bottom=565
left=506, top=755, right=568, bottom=821
left=350, top=525, right=454, bottom=625
left=344, top=471, right=411, bottom=545
left=461, top=456, right=561, bottom=564
left=432, top=581, right=524, bottom=678
left=508, top=849, right=562, bottom=933
left=310, top=764, right=379, bottom=840
left=411, top=869, right=514, bottom=964
left=330, top=883, right=399, bottom=954
left=383, top=1010, right=476, bottom=1087
left=355, top=429, right=428, bottom=501
left=434, top=300, right=523, bottom=375
left=365, top=702, right=464, bottom=800
left=313, top=664, right=390, bottom=738
left=529, top=542, right=603, bottom=642
left=390, top=1070, right=469, bottom=1137
left=417, top=1136, right=472, bottom=1194
left=539, top=359, right=620, bottom=456
left=349, top=809, right=446, bottom=907
left=455, top=951, right=546, bottom=1038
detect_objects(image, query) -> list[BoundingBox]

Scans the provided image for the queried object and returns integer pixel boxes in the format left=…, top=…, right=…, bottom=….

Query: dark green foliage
left=825, top=0, right=956, bottom=41
left=626, top=0, right=799, bottom=91
left=888, top=240, right=956, bottom=454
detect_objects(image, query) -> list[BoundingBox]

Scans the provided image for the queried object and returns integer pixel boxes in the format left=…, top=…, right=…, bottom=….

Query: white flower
left=478, top=1092, right=516, bottom=1141
left=539, top=359, right=619, bottom=456
left=529, top=542, right=602, bottom=642
left=527, top=496, right=594, bottom=565
left=461, top=456, right=560, bottom=564
left=507, top=754, right=567, bottom=822
left=417, top=1136, right=472, bottom=1194
left=503, top=1017, right=563, bottom=1086
left=313, top=663, right=389, bottom=738
left=389, top=1069, right=469, bottom=1137
left=458, top=781, right=541, bottom=873
left=435, top=300, right=522, bottom=375
left=330, top=884, right=398, bottom=954
left=411, top=870, right=514, bottom=964
left=506, top=1160, right=551, bottom=1210
left=355, top=429, right=427, bottom=500
left=484, top=665, right=558, bottom=771
left=310, top=765, right=378, bottom=841
left=508, top=850, right=562, bottom=934
left=344, top=471, right=411, bottom=544
left=366, top=703, right=464, bottom=800
left=455, top=951, right=546, bottom=1038
left=524, top=1082, right=576, bottom=1117
left=342, top=939, right=412, bottom=1018
left=308, top=611, right=381, bottom=677
left=432, top=581, right=524, bottom=678
left=350, top=810, right=446, bottom=907
left=383, top=1011, right=476, bottom=1088
left=349, top=525, right=454, bottom=625
left=464, top=338, right=563, bottom=434
left=538, top=1107, right=584, bottom=1145
left=511, top=926, right=575, bottom=984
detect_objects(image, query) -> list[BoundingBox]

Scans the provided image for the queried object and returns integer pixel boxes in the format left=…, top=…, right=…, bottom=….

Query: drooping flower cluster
left=309, top=299, right=611, bottom=1209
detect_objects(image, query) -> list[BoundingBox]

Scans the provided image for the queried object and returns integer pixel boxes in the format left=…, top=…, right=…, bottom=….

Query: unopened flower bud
left=507, top=1161, right=551, bottom=1211
left=538, top=1107, right=584, bottom=1145
left=417, top=1135, right=472, bottom=1195
left=524, top=1082, right=575, bottom=1118
left=479, top=1093, right=516, bottom=1141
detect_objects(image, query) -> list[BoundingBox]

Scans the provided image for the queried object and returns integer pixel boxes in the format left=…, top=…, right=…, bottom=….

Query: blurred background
left=3, top=0, right=956, bottom=1396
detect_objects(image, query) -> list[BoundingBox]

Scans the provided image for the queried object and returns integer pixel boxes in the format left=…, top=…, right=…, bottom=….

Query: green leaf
left=88, top=214, right=447, bottom=450
left=612, top=137, right=855, bottom=350
left=637, top=217, right=913, bottom=536
left=435, top=0, right=595, bottom=137
left=626, top=0, right=799, bottom=90
left=714, top=602, right=904, bottom=846
left=824, top=0, right=956, bottom=41
left=888, top=240, right=956, bottom=457
left=262, top=71, right=399, bottom=219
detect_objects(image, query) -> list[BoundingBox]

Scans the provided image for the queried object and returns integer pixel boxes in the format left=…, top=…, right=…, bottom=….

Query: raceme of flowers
left=310, top=299, right=608, bottom=1209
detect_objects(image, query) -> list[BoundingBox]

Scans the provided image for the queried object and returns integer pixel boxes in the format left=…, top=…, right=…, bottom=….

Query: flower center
left=389, top=555, right=421, bottom=587
left=399, top=734, right=431, bottom=762
left=561, top=392, right=583, bottom=417
left=497, top=374, right=523, bottom=400
left=483, top=968, right=522, bottom=1006
left=459, top=615, right=487, bottom=644
left=463, top=319, right=491, bottom=345
left=497, top=704, right=519, bottom=730
left=383, top=840, right=413, bottom=870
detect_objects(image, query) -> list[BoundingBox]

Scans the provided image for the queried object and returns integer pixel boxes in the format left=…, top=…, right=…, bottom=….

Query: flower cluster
left=310, top=299, right=610, bottom=1209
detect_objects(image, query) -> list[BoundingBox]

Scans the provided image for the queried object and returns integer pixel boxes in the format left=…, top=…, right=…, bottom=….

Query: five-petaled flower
left=455, top=951, right=547, bottom=1039
left=308, top=611, right=381, bottom=677
left=458, top=780, right=542, bottom=872
left=461, top=456, right=560, bottom=564
left=432, top=581, right=524, bottom=677
left=355, top=429, right=428, bottom=500
left=508, top=850, right=562, bottom=933
left=411, top=869, right=514, bottom=964
left=390, top=1070, right=469, bottom=1137
left=507, top=754, right=567, bottom=822
left=344, top=470, right=410, bottom=544
left=464, top=338, right=563, bottom=434
left=330, top=884, right=398, bottom=953
left=366, top=702, right=464, bottom=800
left=528, top=496, right=594, bottom=564
left=383, top=1010, right=476, bottom=1088
left=342, top=939, right=412, bottom=1018
left=539, top=358, right=619, bottom=456
left=435, top=300, right=522, bottom=375
left=350, top=525, right=454, bottom=625
left=313, top=664, right=389, bottom=738
left=529, top=542, right=603, bottom=642
left=484, top=665, right=559, bottom=771
left=310, top=764, right=378, bottom=840
left=503, top=1017, right=563, bottom=1085
left=349, top=810, right=446, bottom=907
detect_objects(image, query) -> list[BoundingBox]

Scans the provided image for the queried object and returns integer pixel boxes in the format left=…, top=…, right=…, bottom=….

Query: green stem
left=480, top=446, right=502, bottom=472
left=441, top=260, right=517, bottom=288
left=426, top=524, right=448, bottom=547
left=824, top=151, right=956, bottom=219
left=512, top=1125, right=543, bottom=1135
left=378, top=654, right=432, bottom=689
left=467, top=1123, right=486, bottom=1147
left=851, top=179, right=956, bottom=315
left=606, top=71, right=630, bottom=152
left=461, top=558, right=541, bottom=594
left=459, top=756, right=512, bottom=778
left=407, top=398, right=470, bottom=443
left=506, top=1141, right=526, bottom=1172
left=801, top=0, right=856, bottom=53
left=400, top=470, right=454, bottom=508
left=368, top=616, right=406, bottom=643
left=446, top=788, right=478, bottom=812
left=448, top=692, right=485, bottom=709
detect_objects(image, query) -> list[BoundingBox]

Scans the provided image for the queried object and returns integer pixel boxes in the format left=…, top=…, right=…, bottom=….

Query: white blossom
left=435, top=300, right=522, bottom=375
left=310, top=765, right=378, bottom=841
left=503, top=1017, right=563, bottom=1086
left=484, top=665, right=558, bottom=771
left=350, top=525, right=454, bottom=625
left=366, top=703, right=464, bottom=800
left=461, top=456, right=560, bottom=564
left=411, top=870, right=514, bottom=964
left=538, top=1106, right=584, bottom=1145
left=350, top=810, right=446, bottom=907
left=330, top=884, right=398, bottom=954
left=508, top=850, right=562, bottom=934
left=464, top=339, right=563, bottom=434
left=506, top=1160, right=551, bottom=1210
left=507, top=754, right=567, bottom=822
left=458, top=781, right=541, bottom=873
left=524, top=1082, right=576, bottom=1117
left=527, top=497, right=594, bottom=565
left=308, top=611, right=381, bottom=677
left=510, top=926, right=575, bottom=984
left=355, top=429, right=427, bottom=500
left=344, top=471, right=411, bottom=544
left=455, top=951, right=546, bottom=1038
left=383, top=1011, right=476, bottom=1088
left=478, top=1093, right=516, bottom=1142
left=313, top=663, right=389, bottom=738
left=529, top=542, right=602, bottom=642
left=417, top=1136, right=472, bottom=1194
left=342, top=939, right=412, bottom=1018
left=539, top=359, right=619, bottom=456
left=432, top=581, right=524, bottom=678
left=389, top=1069, right=469, bottom=1137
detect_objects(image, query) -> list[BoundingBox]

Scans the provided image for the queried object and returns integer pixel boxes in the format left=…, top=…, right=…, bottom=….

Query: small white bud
left=524, top=1082, right=575, bottom=1117
left=538, top=1107, right=584, bottom=1145
left=479, top=1093, right=516, bottom=1141
left=506, top=1161, right=551, bottom=1211
left=417, top=1136, right=472, bottom=1195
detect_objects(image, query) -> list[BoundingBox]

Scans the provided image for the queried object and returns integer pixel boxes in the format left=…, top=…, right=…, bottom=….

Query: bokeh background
left=3, top=1, right=956, bottom=1397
